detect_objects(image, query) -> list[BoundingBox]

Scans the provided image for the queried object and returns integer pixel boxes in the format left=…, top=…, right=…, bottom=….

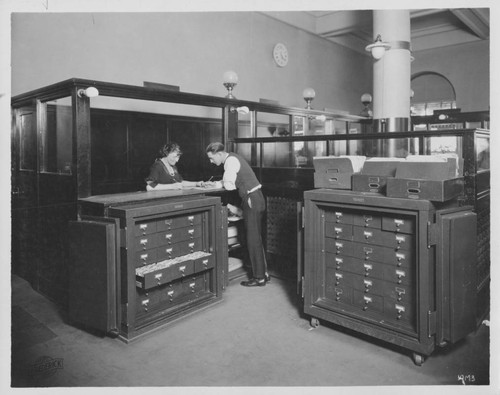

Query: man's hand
left=227, top=203, right=243, bottom=217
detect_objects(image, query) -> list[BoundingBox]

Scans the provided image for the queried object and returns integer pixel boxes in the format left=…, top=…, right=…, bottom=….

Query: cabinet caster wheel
left=310, top=318, right=320, bottom=328
left=412, top=353, right=425, bottom=366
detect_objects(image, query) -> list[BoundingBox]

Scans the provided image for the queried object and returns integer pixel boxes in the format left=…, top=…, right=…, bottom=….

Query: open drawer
left=135, top=251, right=213, bottom=289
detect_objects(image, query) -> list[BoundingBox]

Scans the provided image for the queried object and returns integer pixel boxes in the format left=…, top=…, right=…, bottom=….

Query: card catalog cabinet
left=69, top=194, right=226, bottom=342
left=303, top=189, right=477, bottom=365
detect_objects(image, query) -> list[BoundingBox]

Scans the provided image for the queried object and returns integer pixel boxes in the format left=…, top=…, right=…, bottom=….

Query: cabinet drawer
left=135, top=233, right=159, bottom=251
left=136, top=281, right=182, bottom=316
left=136, top=251, right=212, bottom=289
left=193, top=254, right=215, bottom=272
left=156, top=214, right=202, bottom=231
left=325, top=282, right=353, bottom=305
left=325, top=223, right=353, bottom=241
left=383, top=299, right=415, bottom=323
left=156, top=238, right=203, bottom=261
left=324, top=210, right=354, bottom=224
left=134, top=249, right=158, bottom=267
left=382, top=265, right=412, bottom=285
left=136, top=289, right=162, bottom=314
left=382, top=216, right=415, bottom=234
left=350, top=243, right=414, bottom=267
left=325, top=254, right=385, bottom=280
left=136, top=259, right=195, bottom=289
left=325, top=239, right=355, bottom=256
left=157, top=225, right=202, bottom=247
left=353, top=227, right=414, bottom=251
left=353, top=289, right=384, bottom=313
left=362, top=276, right=414, bottom=301
left=134, top=221, right=158, bottom=236
left=353, top=213, right=382, bottom=229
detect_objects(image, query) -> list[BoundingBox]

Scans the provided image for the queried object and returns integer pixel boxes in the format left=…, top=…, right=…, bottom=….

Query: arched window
left=411, top=72, right=457, bottom=116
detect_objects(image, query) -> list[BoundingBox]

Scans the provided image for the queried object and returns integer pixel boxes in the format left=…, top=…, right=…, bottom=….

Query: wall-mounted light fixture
left=229, top=106, right=250, bottom=114
left=360, top=93, right=373, bottom=117
left=223, top=70, right=238, bottom=99
left=77, top=87, right=99, bottom=98
left=303, top=87, right=316, bottom=109
left=365, top=35, right=391, bottom=60
left=365, top=35, right=413, bottom=61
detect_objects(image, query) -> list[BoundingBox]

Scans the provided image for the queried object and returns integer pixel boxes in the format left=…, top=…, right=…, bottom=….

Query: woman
left=145, top=142, right=204, bottom=191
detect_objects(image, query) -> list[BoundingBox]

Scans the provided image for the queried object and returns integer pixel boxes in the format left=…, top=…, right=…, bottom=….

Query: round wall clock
left=273, top=43, right=289, bottom=67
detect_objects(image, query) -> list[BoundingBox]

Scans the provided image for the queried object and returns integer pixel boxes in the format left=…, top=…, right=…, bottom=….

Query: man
left=206, top=142, right=270, bottom=287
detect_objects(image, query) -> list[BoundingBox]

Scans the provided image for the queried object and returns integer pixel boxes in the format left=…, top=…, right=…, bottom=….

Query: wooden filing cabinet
left=69, top=191, right=226, bottom=342
left=303, top=189, right=477, bottom=365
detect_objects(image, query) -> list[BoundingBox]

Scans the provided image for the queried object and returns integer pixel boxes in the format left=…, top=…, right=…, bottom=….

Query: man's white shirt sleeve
left=222, top=156, right=239, bottom=190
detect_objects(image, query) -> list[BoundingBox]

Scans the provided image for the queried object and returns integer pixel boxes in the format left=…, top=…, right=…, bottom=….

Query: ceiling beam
left=450, top=8, right=489, bottom=39
left=315, top=10, right=371, bottom=37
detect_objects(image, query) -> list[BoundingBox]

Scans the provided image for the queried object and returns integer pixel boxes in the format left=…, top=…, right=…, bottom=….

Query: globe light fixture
left=303, top=87, right=316, bottom=109
left=77, top=86, right=99, bottom=98
left=223, top=70, right=239, bottom=99
left=365, top=35, right=391, bottom=60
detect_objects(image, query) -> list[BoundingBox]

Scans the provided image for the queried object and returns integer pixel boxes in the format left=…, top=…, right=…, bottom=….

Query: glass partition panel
left=89, top=97, right=223, bottom=186
left=262, top=141, right=295, bottom=167
left=19, top=106, right=37, bottom=171
left=234, top=142, right=252, bottom=164
left=476, top=134, right=490, bottom=171
left=255, top=112, right=290, bottom=137
left=41, top=98, right=73, bottom=174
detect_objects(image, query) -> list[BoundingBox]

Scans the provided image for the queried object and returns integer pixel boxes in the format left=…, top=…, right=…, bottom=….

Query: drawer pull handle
left=140, top=253, right=148, bottom=261
left=396, top=304, right=405, bottom=319
left=364, top=231, right=372, bottom=239
left=363, top=296, right=372, bottom=310
left=140, top=239, right=148, bottom=246
left=179, top=265, right=186, bottom=274
left=202, top=259, right=209, bottom=266
left=190, top=282, right=196, bottom=292
left=188, top=229, right=195, bottom=236
left=165, top=234, right=172, bottom=241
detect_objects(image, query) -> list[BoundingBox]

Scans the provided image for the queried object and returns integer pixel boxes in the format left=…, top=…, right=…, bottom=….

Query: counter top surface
left=79, top=187, right=224, bottom=206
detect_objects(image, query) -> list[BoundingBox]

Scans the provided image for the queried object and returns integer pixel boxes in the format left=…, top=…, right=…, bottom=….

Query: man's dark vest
left=226, top=153, right=261, bottom=199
